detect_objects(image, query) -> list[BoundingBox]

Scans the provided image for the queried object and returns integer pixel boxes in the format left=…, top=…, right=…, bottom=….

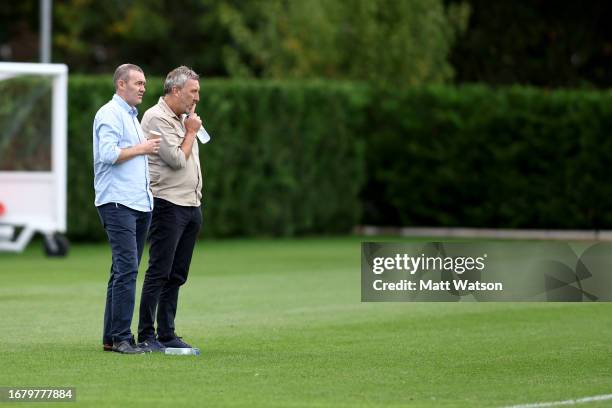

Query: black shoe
left=130, top=335, right=151, bottom=353
left=103, top=343, right=113, bottom=352
left=138, top=339, right=166, bottom=353
left=112, top=340, right=145, bottom=354
left=159, top=335, right=192, bottom=348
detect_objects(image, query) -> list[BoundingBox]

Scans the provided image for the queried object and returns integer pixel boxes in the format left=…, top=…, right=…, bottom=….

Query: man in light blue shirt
left=93, top=63, right=160, bottom=354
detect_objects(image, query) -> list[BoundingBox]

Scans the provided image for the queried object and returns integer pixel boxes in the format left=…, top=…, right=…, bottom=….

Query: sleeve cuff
left=110, top=146, right=121, bottom=164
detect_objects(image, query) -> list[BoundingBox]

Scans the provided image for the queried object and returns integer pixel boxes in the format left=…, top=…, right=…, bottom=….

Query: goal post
left=0, top=62, right=69, bottom=255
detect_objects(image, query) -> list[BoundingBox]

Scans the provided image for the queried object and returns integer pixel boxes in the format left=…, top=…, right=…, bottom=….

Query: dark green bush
left=67, top=78, right=612, bottom=240
left=67, top=76, right=366, bottom=240
left=362, top=84, right=612, bottom=229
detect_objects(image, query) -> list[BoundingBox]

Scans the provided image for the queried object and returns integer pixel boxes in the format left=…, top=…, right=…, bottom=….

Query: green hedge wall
left=67, top=78, right=612, bottom=240
left=67, top=77, right=366, bottom=240
left=362, top=85, right=612, bottom=229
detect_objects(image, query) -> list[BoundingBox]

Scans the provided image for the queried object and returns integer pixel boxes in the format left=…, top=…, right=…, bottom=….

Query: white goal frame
left=0, top=62, right=68, bottom=252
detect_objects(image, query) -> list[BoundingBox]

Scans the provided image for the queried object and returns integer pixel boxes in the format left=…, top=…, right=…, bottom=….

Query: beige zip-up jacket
left=141, top=97, right=202, bottom=207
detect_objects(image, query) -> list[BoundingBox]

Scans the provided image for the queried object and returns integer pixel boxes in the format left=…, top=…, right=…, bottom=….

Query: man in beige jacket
left=137, top=66, right=203, bottom=351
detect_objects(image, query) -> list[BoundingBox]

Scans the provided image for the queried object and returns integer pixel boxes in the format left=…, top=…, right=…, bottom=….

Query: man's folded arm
left=151, top=117, right=187, bottom=170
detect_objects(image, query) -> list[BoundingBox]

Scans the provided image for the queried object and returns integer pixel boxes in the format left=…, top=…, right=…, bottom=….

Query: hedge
left=362, top=85, right=612, bottom=229
left=66, top=78, right=612, bottom=240
left=67, top=77, right=366, bottom=240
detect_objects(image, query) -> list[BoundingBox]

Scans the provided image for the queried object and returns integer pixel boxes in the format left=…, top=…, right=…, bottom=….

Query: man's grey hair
left=164, top=66, right=199, bottom=95
left=113, top=63, right=144, bottom=90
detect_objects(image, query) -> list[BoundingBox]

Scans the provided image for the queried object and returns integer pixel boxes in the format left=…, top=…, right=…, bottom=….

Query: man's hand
left=184, top=104, right=202, bottom=134
left=180, top=104, right=201, bottom=160
left=116, top=138, right=160, bottom=163
left=185, top=113, right=202, bottom=133
left=139, top=137, right=161, bottom=155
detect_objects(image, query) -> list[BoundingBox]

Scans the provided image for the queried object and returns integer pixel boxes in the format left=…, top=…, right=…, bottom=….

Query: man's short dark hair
left=163, top=66, right=199, bottom=95
left=113, top=64, right=144, bottom=90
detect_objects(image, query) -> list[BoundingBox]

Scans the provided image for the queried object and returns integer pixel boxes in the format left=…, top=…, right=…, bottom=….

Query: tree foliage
left=1, top=0, right=468, bottom=87
left=447, top=0, right=612, bottom=88
left=52, top=0, right=228, bottom=76
left=217, top=0, right=469, bottom=87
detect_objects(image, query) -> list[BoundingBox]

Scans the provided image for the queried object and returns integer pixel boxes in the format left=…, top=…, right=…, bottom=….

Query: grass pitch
left=0, top=237, right=611, bottom=407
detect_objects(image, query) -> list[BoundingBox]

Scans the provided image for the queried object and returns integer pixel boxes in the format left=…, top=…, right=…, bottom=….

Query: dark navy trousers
left=97, top=203, right=151, bottom=344
left=138, top=198, right=202, bottom=342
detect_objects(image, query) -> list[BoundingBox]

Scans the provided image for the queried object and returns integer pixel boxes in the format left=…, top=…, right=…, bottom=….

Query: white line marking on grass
left=501, top=394, right=612, bottom=408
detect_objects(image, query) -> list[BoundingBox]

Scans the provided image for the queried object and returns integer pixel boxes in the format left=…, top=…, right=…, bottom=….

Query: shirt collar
left=113, top=94, right=138, bottom=116
left=158, top=96, right=182, bottom=121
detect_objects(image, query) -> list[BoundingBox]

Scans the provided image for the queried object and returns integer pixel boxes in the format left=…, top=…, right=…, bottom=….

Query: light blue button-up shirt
left=93, top=94, right=153, bottom=212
